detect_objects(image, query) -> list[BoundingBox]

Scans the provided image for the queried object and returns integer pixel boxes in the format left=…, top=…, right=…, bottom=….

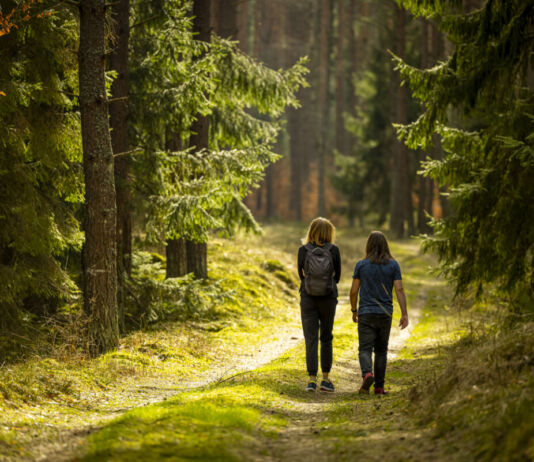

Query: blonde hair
left=305, top=217, right=335, bottom=246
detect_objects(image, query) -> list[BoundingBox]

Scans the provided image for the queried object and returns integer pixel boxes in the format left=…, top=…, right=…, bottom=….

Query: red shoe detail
left=358, top=373, right=374, bottom=394
left=374, top=387, right=389, bottom=395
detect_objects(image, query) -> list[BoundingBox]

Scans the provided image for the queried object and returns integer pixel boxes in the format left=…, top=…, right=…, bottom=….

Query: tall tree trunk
left=186, top=0, right=211, bottom=280
left=256, top=0, right=284, bottom=219
left=166, top=238, right=187, bottom=278
left=186, top=241, right=208, bottom=279
left=317, top=0, right=333, bottom=216
left=417, top=19, right=432, bottom=234
left=390, top=5, right=412, bottom=238
left=335, top=0, right=348, bottom=156
left=109, top=0, right=130, bottom=332
left=286, top=0, right=316, bottom=221
left=218, top=0, right=238, bottom=39
left=165, top=133, right=188, bottom=278
left=236, top=0, right=250, bottom=52
left=79, top=0, right=119, bottom=355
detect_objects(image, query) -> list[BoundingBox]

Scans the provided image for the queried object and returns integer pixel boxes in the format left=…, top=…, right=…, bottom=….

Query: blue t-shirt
left=353, top=259, right=402, bottom=315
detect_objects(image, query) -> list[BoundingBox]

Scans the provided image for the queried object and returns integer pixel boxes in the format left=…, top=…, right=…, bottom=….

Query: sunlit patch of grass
left=0, top=229, right=303, bottom=460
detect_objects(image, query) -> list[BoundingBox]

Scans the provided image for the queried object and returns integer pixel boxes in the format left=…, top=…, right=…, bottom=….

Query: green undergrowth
left=408, top=300, right=534, bottom=461
left=0, top=233, right=300, bottom=460
left=126, top=238, right=298, bottom=328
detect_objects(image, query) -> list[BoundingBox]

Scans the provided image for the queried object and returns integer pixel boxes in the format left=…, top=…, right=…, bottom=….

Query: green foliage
left=125, top=251, right=234, bottom=326
left=396, top=0, right=534, bottom=297
left=129, top=1, right=308, bottom=245
left=124, top=236, right=299, bottom=329
left=0, top=3, right=82, bottom=327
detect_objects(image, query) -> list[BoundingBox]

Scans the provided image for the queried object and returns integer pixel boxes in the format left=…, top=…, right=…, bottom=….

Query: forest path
left=34, top=324, right=305, bottom=462
left=78, top=236, right=450, bottom=461
left=265, top=287, right=423, bottom=462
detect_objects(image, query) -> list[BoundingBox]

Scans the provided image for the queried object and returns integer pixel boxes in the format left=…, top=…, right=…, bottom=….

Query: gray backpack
left=303, top=243, right=334, bottom=296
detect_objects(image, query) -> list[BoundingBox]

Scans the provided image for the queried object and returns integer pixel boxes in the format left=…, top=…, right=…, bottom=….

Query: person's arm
left=297, top=246, right=306, bottom=281
left=332, top=246, right=341, bottom=283
left=350, top=278, right=360, bottom=323
left=394, top=279, right=409, bottom=329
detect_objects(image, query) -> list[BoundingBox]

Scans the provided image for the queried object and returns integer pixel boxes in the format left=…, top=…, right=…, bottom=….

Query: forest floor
left=1, top=225, right=533, bottom=461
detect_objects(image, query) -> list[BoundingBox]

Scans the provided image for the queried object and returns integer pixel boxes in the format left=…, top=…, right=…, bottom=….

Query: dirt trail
left=269, top=292, right=423, bottom=462
left=35, top=325, right=305, bottom=462
left=38, top=288, right=424, bottom=461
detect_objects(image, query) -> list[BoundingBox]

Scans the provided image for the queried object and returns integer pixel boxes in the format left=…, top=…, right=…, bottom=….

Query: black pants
left=358, top=314, right=392, bottom=388
left=300, top=295, right=337, bottom=376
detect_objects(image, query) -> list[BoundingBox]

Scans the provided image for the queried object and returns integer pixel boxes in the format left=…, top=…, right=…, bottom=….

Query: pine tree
left=0, top=2, right=82, bottom=329
left=109, top=0, right=131, bottom=330
left=396, top=0, right=534, bottom=297
left=79, top=0, right=119, bottom=354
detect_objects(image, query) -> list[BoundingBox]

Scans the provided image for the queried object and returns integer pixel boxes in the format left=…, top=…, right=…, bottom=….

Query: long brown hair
left=365, top=231, right=393, bottom=264
left=305, top=217, right=335, bottom=246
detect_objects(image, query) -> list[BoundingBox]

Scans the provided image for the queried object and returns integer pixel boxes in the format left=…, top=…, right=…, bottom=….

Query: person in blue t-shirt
left=349, top=231, right=409, bottom=395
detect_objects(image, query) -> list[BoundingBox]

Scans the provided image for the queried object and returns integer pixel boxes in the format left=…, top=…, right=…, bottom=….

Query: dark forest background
left=243, top=0, right=449, bottom=236
left=0, top=0, right=532, bottom=357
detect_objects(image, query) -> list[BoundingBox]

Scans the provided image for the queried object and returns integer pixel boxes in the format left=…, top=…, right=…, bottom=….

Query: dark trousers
left=300, top=295, right=337, bottom=376
left=358, top=314, right=392, bottom=388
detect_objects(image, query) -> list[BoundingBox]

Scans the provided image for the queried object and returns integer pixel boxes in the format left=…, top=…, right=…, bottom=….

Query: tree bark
left=218, top=0, right=238, bottom=39
left=286, top=0, right=316, bottom=221
left=186, top=0, right=211, bottom=280
left=166, top=238, right=187, bottom=278
left=109, top=0, right=130, bottom=333
left=165, top=133, right=188, bottom=278
left=417, top=19, right=432, bottom=234
left=317, top=0, right=333, bottom=217
left=186, top=241, right=208, bottom=279
left=256, top=0, right=284, bottom=219
left=79, top=0, right=119, bottom=355
left=335, top=0, right=348, bottom=156
left=390, top=5, right=412, bottom=238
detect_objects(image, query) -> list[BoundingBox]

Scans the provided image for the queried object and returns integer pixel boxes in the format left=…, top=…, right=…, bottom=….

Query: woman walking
left=298, top=217, right=341, bottom=392
left=349, top=231, right=408, bottom=394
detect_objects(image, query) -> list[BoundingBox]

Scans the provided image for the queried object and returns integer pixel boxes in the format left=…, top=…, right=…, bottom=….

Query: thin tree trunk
left=417, top=19, right=432, bottom=234
left=218, top=0, right=238, bottom=39
left=317, top=0, right=333, bottom=217
left=335, top=0, right=348, bottom=156
left=186, top=0, right=211, bottom=280
left=165, top=133, right=188, bottom=278
left=186, top=241, right=208, bottom=279
left=285, top=0, right=319, bottom=221
left=109, top=0, right=130, bottom=333
left=390, top=5, right=412, bottom=238
left=257, top=0, right=284, bottom=219
left=236, top=0, right=249, bottom=52
left=79, top=0, right=119, bottom=355
left=166, top=238, right=187, bottom=278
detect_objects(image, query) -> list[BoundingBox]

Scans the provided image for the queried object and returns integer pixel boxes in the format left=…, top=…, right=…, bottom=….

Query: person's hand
left=352, top=312, right=358, bottom=323
left=399, top=315, right=409, bottom=329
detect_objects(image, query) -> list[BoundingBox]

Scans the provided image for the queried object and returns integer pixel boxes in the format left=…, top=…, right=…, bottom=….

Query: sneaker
left=305, top=381, right=317, bottom=392
left=319, top=380, right=335, bottom=393
left=374, top=387, right=389, bottom=395
left=358, top=372, right=374, bottom=394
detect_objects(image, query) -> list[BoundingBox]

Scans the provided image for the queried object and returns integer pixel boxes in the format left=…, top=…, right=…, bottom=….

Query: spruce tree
left=79, top=0, right=119, bottom=354
left=396, top=0, right=534, bottom=297
left=0, top=2, right=82, bottom=329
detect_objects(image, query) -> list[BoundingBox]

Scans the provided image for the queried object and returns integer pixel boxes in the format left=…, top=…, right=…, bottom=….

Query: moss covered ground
left=1, top=225, right=533, bottom=461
